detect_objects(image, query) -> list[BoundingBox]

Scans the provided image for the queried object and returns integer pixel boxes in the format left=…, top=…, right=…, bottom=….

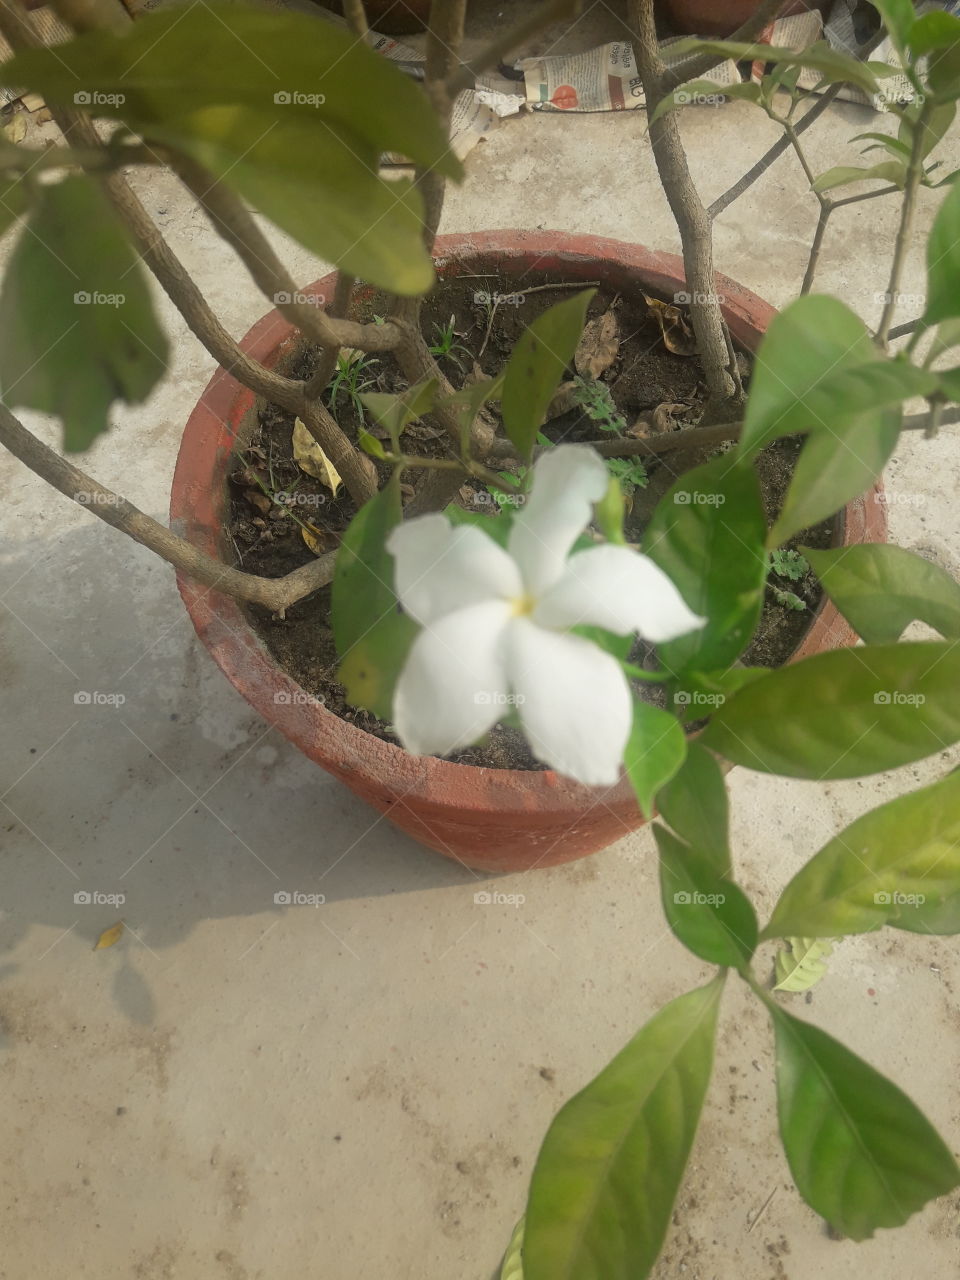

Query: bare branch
left=304, top=272, right=357, bottom=402
left=878, top=101, right=930, bottom=346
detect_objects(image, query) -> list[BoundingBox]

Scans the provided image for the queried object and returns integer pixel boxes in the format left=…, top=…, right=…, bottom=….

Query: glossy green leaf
left=768, top=406, right=902, bottom=547
left=812, top=160, right=906, bottom=192
left=771, top=1004, right=959, bottom=1240
left=332, top=473, right=416, bottom=719
left=664, top=38, right=893, bottom=95
left=500, top=1217, right=525, bottom=1280
left=0, top=175, right=167, bottom=452
left=0, top=4, right=459, bottom=178
left=501, top=290, right=594, bottom=461
left=852, top=129, right=913, bottom=158
left=923, top=180, right=960, bottom=326
left=908, top=10, right=960, bottom=58
left=148, top=106, right=433, bottom=293
left=703, top=642, right=960, bottom=779
left=649, top=78, right=761, bottom=123
left=524, top=977, right=724, bottom=1280
left=804, top=543, right=960, bottom=643
left=655, top=825, right=758, bottom=968
left=739, top=297, right=877, bottom=459
left=360, top=378, right=438, bottom=445
left=870, top=0, right=917, bottom=56
left=623, top=700, right=687, bottom=819
left=642, top=456, right=767, bottom=674
left=773, top=937, right=835, bottom=992
left=763, top=770, right=960, bottom=939
left=917, top=101, right=957, bottom=158
left=656, top=742, right=730, bottom=876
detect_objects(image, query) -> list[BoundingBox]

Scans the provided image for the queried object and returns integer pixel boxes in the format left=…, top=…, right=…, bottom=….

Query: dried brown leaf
left=574, top=309, right=619, bottom=379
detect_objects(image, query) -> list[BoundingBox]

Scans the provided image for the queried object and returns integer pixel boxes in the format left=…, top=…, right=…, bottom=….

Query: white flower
left=386, top=445, right=705, bottom=786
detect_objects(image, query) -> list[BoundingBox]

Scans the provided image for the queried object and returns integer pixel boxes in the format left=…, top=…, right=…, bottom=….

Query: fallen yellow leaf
left=301, top=523, right=328, bottom=556
left=94, top=921, right=124, bottom=951
left=292, top=418, right=342, bottom=496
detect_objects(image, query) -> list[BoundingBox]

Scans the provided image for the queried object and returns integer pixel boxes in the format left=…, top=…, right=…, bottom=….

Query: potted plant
left=1, top=0, right=960, bottom=1273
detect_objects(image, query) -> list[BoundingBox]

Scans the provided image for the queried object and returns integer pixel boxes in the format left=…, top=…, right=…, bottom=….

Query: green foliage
left=500, top=1217, right=525, bottom=1280
left=523, top=977, right=724, bottom=1280
left=501, top=290, right=595, bottom=460
left=623, top=699, right=687, bottom=818
left=360, top=378, right=438, bottom=449
left=571, top=375, right=627, bottom=433
left=772, top=588, right=806, bottom=612
left=704, top=642, right=960, bottom=779
left=656, top=742, right=730, bottom=875
left=923, top=180, right=960, bottom=327
left=773, top=937, right=835, bottom=992
left=331, top=473, right=416, bottom=719
left=428, top=315, right=471, bottom=370
left=763, top=770, right=960, bottom=939
left=0, top=175, right=167, bottom=452
left=664, top=38, right=898, bottom=97
left=769, top=549, right=809, bottom=581
left=604, top=455, right=648, bottom=496
left=643, top=456, right=768, bottom=675
left=804, top=543, right=960, bottom=643
left=655, top=826, right=758, bottom=969
left=328, top=350, right=379, bottom=419
left=769, top=1003, right=960, bottom=1240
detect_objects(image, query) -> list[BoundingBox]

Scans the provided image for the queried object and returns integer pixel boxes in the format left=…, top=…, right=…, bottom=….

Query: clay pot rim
left=170, top=230, right=887, bottom=821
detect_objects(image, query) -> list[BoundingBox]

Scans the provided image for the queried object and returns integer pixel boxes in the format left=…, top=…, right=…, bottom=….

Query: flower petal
left=507, top=617, right=632, bottom=786
left=393, top=601, right=513, bottom=757
left=508, top=445, right=609, bottom=595
left=388, top=515, right=522, bottom=626
left=533, top=544, right=706, bottom=643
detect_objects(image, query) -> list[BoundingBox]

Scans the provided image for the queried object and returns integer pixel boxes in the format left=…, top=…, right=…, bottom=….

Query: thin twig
left=801, top=201, right=832, bottom=295
left=304, top=272, right=357, bottom=402
left=878, top=101, right=931, bottom=347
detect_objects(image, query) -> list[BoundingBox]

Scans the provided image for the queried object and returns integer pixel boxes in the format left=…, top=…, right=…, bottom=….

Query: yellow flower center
left=511, top=594, right=537, bottom=618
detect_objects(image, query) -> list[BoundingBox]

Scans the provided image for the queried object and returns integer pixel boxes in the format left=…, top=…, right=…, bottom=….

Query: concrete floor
left=2, top=3, right=960, bottom=1278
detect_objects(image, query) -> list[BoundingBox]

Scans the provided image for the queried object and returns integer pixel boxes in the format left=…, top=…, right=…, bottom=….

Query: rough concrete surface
left=1, top=2, right=960, bottom=1278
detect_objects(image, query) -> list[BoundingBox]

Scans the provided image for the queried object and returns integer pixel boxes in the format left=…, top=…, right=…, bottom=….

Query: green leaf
left=0, top=175, right=168, bottom=452
left=360, top=379, right=438, bottom=445
left=655, top=825, right=758, bottom=968
left=439, top=371, right=505, bottom=448
left=703, top=642, right=960, bottom=779
left=923, top=180, right=960, bottom=326
left=656, top=742, right=730, bottom=876
left=0, top=4, right=459, bottom=178
left=770, top=1003, right=960, bottom=1240
left=357, top=429, right=387, bottom=459
left=871, top=0, right=917, bottom=51
left=523, top=976, right=724, bottom=1280
left=148, top=106, right=433, bottom=294
left=804, top=543, right=960, bottom=643
left=739, top=297, right=877, bottom=459
left=501, top=290, right=595, bottom=461
left=0, top=171, right=28, bottom=239
left=642, top=456, right=767, bottom=674
left=768, top=406, right=902, bottom=547
left=917, top=101, right=957, bottom=159
left=623, top=700, right=687, bottom=819
left=500, top=1217, right=525, bottom=1280
left=909, top=10, right=960, bottom=57
left=763, top=770, right=960, bottom=939
left=663, top=38, right=893, bottom=96
left=773, top=937, right=835, bottom=992
left=649, top=78, right=761, bottom=123
left=851, top=130, right=913, bottom=159
left=332, top=474, right=416, bottom=719
left=444, top=503, right=513, bottom=548
left=812, top=160, right=906, bottom=192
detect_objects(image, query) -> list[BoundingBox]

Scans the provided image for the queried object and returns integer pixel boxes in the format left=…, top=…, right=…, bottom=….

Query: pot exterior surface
left=171, top=232, right=886, bottom=872
left=658, top=0, right=829, bottom=36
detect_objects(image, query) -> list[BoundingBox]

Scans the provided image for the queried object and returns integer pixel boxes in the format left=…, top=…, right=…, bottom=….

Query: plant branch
left=448, top=0, right=582, bottom=94
left=0, top=403, right=336, bottom=614
left=304, top=271, right=357, bottom=402
left=801, top=200, right=831, bottom=294
left=877, top=101, right=931, bottom=347
left=342, top=0, right=368, bottom=39
left=659, top=0, right=784, bottom=94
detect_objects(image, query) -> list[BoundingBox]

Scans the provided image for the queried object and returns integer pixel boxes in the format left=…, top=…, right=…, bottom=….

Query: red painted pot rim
left=170, top=231, right=887, bottom=824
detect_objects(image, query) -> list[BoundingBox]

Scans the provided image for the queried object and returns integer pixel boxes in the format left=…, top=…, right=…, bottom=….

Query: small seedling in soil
left=604, top=455, right=648, bottom=496
left=572, top=375, right=628, bottom=434
left=328, top=349, right=379, bottom=420
left=429, top=314, right=472, bottom=371
left=773, top=587, right=806, bottom=612
left=770, top=548, right=810, bottom=581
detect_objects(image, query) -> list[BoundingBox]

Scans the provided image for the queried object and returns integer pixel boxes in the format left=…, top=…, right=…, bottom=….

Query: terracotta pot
left=317, top=0, right=433, bottom=35
left=170, top=232, right=887, bottom=873
left=658, top=0, right=829, bottom=36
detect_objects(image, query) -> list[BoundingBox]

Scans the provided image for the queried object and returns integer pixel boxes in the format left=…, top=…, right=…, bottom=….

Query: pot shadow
left=0, top=519, right=519, bottom=1020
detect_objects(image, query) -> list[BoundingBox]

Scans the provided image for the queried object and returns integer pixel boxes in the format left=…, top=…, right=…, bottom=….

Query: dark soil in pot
left=228, top=273, right=833, bottom=770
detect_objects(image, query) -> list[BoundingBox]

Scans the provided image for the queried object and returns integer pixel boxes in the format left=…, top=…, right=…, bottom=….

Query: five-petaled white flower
left=387, top=445, right=705, bottom=786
